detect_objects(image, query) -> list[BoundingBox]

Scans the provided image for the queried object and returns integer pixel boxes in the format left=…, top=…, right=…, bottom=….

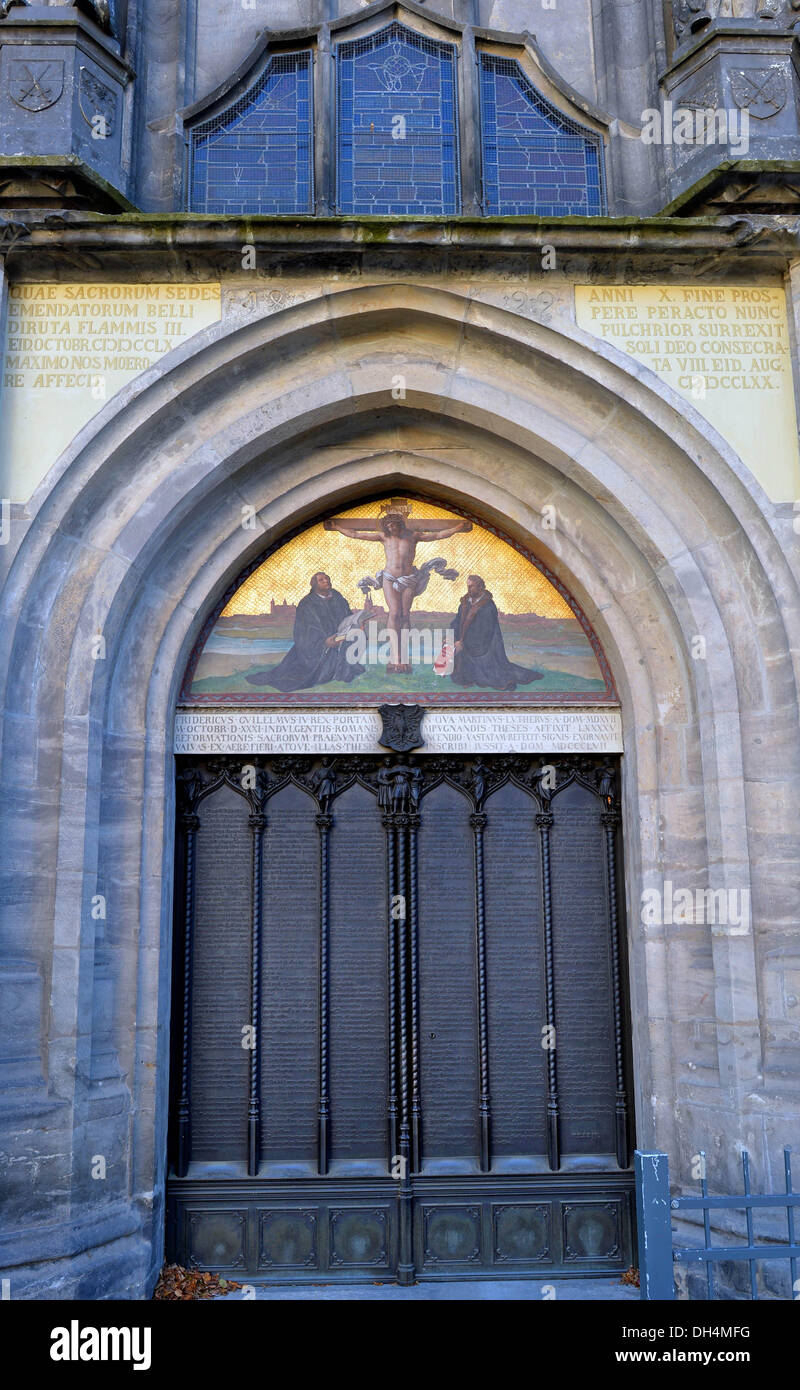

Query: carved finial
left=533, top=761, right=557, bottom=811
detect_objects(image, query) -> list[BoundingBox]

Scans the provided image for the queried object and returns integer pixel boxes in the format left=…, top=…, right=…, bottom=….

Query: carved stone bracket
left=0, top=214, right=30, bottom=253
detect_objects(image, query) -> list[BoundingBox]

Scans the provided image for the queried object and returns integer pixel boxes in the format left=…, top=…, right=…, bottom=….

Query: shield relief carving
left=9, top=59, right=65, bottom=112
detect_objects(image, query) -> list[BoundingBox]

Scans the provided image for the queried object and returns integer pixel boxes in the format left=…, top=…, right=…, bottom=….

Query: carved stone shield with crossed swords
left=730, top=67, right=788, bottom=121
left=9, top=59, right=64, bottom=113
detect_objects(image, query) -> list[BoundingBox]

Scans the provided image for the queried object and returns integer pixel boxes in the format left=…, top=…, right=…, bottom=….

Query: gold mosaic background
left=223, top=500, right=574, bottom=618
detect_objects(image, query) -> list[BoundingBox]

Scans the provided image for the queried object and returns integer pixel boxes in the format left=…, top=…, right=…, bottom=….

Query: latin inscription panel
left=174, top=707, right=623, bottom=754
left=576, top=283, right=800, bottom=502
left=1, top=282, right=222, bottom=501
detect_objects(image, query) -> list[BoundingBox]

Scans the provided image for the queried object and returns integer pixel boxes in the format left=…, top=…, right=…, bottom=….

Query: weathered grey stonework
left=0, top=5, right=132, bottom=208
left=662, top=27, right=800, bottom=209
left=5, top=0, right=800, bottom=217
left=0, top=0, right=672, bottom=217
left=0, top=0, right=799, bottom=1301
left=1, top=227, right=799, bottom=1295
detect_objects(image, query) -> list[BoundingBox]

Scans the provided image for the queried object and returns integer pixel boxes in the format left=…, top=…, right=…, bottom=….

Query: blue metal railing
left=635, top=1148, right=799, bottom=1300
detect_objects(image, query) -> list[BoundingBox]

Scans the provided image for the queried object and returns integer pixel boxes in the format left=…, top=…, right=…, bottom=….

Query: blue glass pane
left=480, top=55, right=606, bottom=216
left=189, top=51, right=313, bottom=214
left=336, top=23, right=460, bottom=216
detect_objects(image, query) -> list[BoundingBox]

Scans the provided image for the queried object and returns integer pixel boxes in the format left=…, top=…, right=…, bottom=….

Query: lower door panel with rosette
left=166, top=753, right=635, bottom=1283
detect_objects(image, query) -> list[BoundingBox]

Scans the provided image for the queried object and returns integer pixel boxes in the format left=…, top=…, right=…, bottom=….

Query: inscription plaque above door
left=173, top=707, right=624, bottom=754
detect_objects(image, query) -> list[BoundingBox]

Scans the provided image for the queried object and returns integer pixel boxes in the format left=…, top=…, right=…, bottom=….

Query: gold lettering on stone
left=575, top=284, right=800, bottom=503
left=1, top=283, right=222, bottom=502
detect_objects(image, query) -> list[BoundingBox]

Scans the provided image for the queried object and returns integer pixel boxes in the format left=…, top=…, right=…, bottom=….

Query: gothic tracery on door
left=167, top=754, right=634, bottom=1281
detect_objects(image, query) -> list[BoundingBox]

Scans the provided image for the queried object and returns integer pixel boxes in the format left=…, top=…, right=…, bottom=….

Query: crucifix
left=323, top=500, right=471, bottom=672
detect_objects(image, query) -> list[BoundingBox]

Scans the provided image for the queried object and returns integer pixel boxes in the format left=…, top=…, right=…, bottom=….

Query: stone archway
left=167, top=491, right=632, bottom=1284
left=1, top=284, right=797, bottom=1296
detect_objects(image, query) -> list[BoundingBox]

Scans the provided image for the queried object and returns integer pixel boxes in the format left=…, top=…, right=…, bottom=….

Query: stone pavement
left=217, top=1278, right=639, bottom=1301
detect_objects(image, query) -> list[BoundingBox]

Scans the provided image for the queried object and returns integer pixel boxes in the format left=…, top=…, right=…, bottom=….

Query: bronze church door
left=166, top=753, right=634, bottom=1283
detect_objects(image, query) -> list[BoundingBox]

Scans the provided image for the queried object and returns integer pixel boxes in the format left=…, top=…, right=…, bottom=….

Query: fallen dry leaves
left=153, top=1263, right=242, bottom=1300
left=620, top=1266, right=640, bottom=1288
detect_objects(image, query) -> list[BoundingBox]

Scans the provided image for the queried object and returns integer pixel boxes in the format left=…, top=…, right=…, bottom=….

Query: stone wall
left=1, top=228, right=799, bottom=1295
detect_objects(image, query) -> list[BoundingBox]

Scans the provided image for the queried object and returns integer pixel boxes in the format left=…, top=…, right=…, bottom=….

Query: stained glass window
left=336, top=23, right=460, bottom=216
left=480, top=54, right=605, bottom=217
left=188, top=51, right=313, bottom=215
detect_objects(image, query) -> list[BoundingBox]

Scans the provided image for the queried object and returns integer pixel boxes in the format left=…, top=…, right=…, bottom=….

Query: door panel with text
left=167, top=754, right=634, bottom=1280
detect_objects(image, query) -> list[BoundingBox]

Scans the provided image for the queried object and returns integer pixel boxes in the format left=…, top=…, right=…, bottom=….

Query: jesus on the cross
left=323, top=501, right=471, bottom=672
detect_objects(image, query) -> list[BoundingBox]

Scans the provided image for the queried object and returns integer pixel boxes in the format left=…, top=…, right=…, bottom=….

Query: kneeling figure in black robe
left=245, top=572, right=365, bottom=692
left=451, top=576, right=544, bottom=691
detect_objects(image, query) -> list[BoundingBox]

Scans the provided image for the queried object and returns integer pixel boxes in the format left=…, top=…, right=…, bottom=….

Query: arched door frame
left=1, top=284, right=794, bottom=1294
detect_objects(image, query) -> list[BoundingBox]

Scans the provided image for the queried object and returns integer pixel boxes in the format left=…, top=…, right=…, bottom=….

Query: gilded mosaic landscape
left=188, top=499, right=610, bottom=702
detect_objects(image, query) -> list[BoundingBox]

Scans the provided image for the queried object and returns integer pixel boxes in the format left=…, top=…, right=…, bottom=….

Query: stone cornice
left=4, top=212, right=800, bottom=277
left=0, top=7, right=129, bottom=68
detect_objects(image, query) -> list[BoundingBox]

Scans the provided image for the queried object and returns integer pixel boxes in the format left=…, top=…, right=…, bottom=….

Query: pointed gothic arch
left=1, top=281, right=796, bottom=1292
